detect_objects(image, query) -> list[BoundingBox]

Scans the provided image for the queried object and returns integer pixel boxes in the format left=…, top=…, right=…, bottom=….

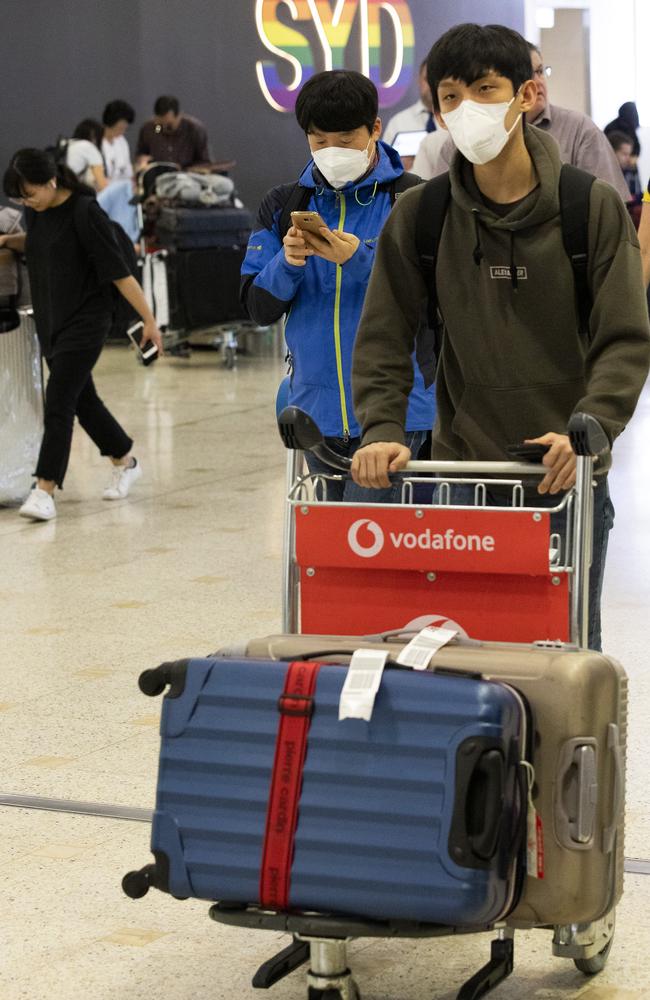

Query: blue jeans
left=432, top=479, right=614, bottom=651
left=304, top=431, right=428, bottom=503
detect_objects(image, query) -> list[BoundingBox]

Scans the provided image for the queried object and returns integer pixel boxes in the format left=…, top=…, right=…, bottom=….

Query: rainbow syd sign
left=255, top=0, right=415, bottom=112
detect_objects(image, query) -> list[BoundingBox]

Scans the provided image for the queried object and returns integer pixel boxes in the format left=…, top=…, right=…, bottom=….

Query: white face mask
left=441, top=95, right=521, bottom=165
left=311, top=138, right=373, bottom=189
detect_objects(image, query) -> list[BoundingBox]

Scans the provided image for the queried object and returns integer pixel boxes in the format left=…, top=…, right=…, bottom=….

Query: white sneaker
left=103, top=459, right=143, bottom=500
left=19, top=488, right=56, bottom=521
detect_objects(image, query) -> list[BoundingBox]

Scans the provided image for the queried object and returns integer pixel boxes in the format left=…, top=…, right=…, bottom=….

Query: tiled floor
left=1, top=345, right=649, bottom=999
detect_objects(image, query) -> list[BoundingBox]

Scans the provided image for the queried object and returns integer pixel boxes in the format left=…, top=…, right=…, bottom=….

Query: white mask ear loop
left=506, top=90, right=523, bottom=136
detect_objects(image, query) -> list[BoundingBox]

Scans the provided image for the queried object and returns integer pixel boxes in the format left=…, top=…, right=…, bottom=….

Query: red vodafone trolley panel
left=294, top=504, right=569, bottom=642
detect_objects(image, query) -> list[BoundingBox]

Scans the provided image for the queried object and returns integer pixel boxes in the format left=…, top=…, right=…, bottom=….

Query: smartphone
left=506, top=443, right=550, bottom=462
left=127, top=320, right=159, bottom=366
left=290, top=211, right=329, bottom=236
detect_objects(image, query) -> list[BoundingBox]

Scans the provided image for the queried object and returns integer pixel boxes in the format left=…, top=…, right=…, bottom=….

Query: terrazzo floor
left=1, top=344, right=648, bottom=1000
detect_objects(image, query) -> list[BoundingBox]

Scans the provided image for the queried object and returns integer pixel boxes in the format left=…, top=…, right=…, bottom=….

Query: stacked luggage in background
left=0, top=209, right=43, bottom=506
left=134, top=164, right=257, bottom=366
left=156, top=203, right=252, bottom=333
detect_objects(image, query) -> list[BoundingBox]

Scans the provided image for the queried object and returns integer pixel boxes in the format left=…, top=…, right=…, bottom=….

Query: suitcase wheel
left=122, top=865, right=156, bottom=899
left=574, top=936, right=613, bottom=976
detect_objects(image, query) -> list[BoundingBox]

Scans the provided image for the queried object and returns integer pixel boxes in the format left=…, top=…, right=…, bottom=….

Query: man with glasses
left=413, top=41, right=630, bottom=202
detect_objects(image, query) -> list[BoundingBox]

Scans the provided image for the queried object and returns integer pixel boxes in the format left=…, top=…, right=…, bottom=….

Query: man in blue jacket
left=241, top=70, right=435, bottom=500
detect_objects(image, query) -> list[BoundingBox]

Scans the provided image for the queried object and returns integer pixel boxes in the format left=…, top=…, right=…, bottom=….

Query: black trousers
left=36, top=345, right=133, bottom=488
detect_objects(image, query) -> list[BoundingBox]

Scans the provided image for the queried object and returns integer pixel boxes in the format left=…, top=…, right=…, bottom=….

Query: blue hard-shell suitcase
left=128, top=657, right=529, bottom=927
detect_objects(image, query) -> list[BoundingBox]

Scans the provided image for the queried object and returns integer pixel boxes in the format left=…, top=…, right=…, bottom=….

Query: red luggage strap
left=259, top=660, right=321, bottom=910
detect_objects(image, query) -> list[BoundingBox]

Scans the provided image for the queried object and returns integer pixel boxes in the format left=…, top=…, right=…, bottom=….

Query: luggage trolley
left=123, top=408, right=620, bottom=999
left=278, top=407, right=602, bottom=649
left=133, top=162, right=277, bottom=367
left=220, top=407, right=612, bottom=997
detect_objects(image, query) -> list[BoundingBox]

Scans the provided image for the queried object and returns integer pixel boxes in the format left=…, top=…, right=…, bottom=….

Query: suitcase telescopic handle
left=449, top=742, right=506, bottom=869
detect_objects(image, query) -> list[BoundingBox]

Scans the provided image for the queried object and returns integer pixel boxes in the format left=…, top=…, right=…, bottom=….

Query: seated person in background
left=414, top=40, right=631, bottom=206
left=135, top=96, right=210, bottom=170
left=69, top=116, right=138, bottom=244
left=102, top=100, right=135, bottom=181
left=241, top=70, right=435, bottom=503
left=66, top=119, right=108, bottom=191
left=383, top=59, right=436, bottom=169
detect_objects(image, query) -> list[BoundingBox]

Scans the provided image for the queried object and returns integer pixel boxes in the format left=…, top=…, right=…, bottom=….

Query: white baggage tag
left=338, top=649, right=389, bottom=722
left=523, top=762, right=544, bottom=879
left=396, top=626, right=458, bottom=670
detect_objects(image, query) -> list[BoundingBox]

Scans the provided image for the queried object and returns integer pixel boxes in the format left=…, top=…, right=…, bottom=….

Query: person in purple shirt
left=136, top=95, right=210, bottom=170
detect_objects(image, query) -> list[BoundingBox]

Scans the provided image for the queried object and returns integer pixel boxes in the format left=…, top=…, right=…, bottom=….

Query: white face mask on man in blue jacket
left=311, top=136, right=375, bottom=189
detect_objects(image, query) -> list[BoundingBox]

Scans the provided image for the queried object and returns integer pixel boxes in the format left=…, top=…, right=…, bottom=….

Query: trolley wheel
left=307, top=987, right=361, bottom=1000
left=224, top=346, right=236, bottom=369
left=574, top=936, right=614, bottom=976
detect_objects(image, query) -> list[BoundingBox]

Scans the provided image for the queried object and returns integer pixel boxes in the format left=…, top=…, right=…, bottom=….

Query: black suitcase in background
left=157, top=205, right=253, bottom=250
left=165, top=248, right=248, bottom=330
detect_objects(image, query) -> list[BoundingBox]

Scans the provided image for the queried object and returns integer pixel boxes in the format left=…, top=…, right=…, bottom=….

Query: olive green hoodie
left=352, top=126, right=650, bottom=465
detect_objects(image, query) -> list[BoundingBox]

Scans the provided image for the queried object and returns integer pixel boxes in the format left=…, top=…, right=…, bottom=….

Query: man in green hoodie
left=350, top=23, right=650, bottom=650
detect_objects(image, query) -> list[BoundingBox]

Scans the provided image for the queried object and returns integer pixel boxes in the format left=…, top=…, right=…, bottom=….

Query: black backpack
left=414, top=163, right=595, bottom=363
left=45, top=136, right=71, bottom=165
left=278, top=171, right=423, bottom=240
left=73, top=196, right=141, bottom=335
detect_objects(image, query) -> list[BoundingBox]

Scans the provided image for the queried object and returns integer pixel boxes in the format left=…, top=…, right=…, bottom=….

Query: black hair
left=295, top=70, right=378, bottom=134
left=427, top=23, right=533, bottom=112
left=526, top=40, right=541, bottom=57
left=72, top=118, right=104, bottom=148
left=618, top=102, right=639, bottom=130
left=2, top=148, right=95, bottom=200
left=103, top=99, right=135, bottom=127
left=607, top=129, right=634, bottom=152
left=154, top=95, right=180, bottom=116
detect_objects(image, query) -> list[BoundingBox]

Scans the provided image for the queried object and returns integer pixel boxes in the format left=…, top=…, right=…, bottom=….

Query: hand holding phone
left=290, top=210, right=330, bottom=236
left=127, top=321, right=159, bottom=366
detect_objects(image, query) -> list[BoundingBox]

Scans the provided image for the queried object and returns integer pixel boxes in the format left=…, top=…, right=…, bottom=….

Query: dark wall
left=1, top=1, right=524, bottom=212
left=0, top=0, right=140, bottom=163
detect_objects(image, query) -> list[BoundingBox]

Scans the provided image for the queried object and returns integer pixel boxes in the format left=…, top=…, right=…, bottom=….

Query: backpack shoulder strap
left=388, top=170, right=423, bottom=204
left=278, top=183, right=313, bottom=241
left=559, top=162, right=595, bottom=339
left=414, top=172, right=452, bottom=330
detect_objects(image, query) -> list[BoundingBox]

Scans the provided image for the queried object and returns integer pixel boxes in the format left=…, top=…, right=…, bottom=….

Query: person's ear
left=371, top=117, right=382, bottom=141
left=518, top=79, right=539, bottom=114
left=434, top=110, right=447, bottom=130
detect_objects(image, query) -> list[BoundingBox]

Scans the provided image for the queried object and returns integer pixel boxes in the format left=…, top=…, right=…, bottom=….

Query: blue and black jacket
left=240, top=141, right=435, bottom=438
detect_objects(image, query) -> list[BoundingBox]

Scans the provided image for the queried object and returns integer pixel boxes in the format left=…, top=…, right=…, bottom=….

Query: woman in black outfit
left=0, top=148, right=163, bottom=522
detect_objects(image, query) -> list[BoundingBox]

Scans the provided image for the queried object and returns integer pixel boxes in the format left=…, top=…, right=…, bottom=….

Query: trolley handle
left=277, top=406, right=610, bottom=476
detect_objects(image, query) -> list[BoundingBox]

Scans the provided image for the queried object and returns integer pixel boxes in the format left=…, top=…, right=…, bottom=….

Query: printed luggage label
left=524, top=762, right=545, bottom=879
left=295, top=505, right=552, bottom=575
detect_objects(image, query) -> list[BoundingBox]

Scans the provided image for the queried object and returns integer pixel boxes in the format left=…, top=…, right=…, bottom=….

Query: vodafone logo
left=347, top=519, right=496, bottom=559
left=347, top=519, right=385, bottom=558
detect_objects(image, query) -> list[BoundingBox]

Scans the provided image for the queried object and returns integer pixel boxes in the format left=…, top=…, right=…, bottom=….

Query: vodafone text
left=389, top=528, right=495, bottom=552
